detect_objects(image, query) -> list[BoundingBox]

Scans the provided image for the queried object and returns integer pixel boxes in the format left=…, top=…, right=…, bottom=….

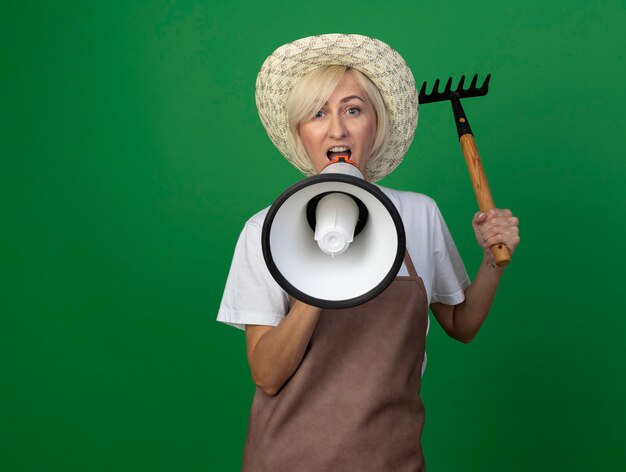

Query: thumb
left=473, top=211, right=487, bottom=225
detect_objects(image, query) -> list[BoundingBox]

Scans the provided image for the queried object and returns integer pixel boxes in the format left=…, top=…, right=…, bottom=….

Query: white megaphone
left=261, top=156, right=406, bottom=309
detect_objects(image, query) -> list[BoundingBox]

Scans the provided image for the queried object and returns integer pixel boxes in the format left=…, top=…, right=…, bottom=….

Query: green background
left=2, top=0, right=625, bottom=470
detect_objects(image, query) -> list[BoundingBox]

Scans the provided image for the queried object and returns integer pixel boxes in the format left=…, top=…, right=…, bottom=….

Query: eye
left=313, top=110, right=325, bottom=119
left=346, top=107, right=361, bottom=116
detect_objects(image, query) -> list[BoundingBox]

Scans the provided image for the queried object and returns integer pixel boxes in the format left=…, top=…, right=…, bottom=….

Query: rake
left=418, top=74, right=511, bottom=266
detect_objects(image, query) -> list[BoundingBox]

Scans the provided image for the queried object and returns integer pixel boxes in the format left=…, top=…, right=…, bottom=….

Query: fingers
left=482, top=230, right=520, bottom=250
left=473, top=208, right=520, bottom=254
left=473, top=208, right=512, bottom=224
left=473, top=211, right=488, bottom=225
left=478, top=217, right=519, bottom=235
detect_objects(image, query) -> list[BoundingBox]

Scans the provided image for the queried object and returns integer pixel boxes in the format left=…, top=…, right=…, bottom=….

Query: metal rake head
left=418, top=73, right=491, bottom=104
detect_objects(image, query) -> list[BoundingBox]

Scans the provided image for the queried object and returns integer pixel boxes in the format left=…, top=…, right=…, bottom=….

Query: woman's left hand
left=472, top=209, right=520, bottom=264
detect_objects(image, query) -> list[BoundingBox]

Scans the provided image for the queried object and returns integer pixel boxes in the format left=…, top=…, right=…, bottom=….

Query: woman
left=218, top=34, right=520, bottom=471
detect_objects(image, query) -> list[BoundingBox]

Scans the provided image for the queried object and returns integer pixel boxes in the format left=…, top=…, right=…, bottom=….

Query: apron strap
left=402, top=250, right=419, bottom=279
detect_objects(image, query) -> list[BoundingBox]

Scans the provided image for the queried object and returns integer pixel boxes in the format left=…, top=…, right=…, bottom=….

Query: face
left=298, top=72, right=377, bottom=178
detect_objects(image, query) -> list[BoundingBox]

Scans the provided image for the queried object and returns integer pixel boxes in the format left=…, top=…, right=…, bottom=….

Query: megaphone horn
left=261, top=157, right=406, bottom=309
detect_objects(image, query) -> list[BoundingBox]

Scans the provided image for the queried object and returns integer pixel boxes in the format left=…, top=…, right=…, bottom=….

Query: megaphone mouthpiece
left=321, top=156, right=365, bottom=179
left=314, top=192, right=359, bottom=256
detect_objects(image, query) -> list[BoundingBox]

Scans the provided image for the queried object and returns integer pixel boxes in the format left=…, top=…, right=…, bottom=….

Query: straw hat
left=255, top=34, right=418, bottom=182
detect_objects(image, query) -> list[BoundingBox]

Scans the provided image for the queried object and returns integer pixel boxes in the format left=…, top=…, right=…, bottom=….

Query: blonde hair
left=286, top=65, right=391, bottom=176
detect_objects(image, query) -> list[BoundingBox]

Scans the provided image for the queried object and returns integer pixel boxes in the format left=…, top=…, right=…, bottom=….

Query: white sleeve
left=217, top=217, right=289, bottom=330
left=430, top=204, right=471, bottom=306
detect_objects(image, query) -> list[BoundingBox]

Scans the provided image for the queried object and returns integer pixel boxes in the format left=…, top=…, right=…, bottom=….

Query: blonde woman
left=218, top=34, right=520, bottom=471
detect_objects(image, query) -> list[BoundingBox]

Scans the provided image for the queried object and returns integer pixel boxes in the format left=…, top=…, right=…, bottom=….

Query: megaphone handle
left=459, top=134, right=511, bottom=267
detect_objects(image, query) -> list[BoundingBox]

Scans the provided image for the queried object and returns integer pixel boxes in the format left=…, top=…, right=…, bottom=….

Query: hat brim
left=255, top=34, right=418, bottom=182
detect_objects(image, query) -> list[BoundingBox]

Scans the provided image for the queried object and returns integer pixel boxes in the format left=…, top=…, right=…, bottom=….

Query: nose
left=328, top=114, right=347, bottom=139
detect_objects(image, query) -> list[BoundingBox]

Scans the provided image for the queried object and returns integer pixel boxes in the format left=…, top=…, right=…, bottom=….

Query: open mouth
left=327, top=146, right=352, bottom=160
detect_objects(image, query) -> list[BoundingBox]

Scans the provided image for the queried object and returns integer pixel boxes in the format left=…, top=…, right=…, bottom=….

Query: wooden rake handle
left=459, top=134, right=511, bottom=267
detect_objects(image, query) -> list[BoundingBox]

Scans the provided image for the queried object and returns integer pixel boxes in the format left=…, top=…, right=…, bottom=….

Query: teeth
left=329, top=146, right=349, bottom=152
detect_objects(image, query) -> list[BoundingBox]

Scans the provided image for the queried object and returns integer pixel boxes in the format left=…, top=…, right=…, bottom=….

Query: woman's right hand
left=245, top=301, right=322, bottom=396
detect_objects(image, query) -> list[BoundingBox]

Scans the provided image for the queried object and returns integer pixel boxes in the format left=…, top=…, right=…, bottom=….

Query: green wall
left=2, top=1, right=625, bottom=470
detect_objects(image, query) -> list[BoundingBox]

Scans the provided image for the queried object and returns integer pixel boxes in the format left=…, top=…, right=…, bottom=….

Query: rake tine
left=478, top=74, right=491, bottom=94
left=456, top=75, right=466, bottom=93
left=432, top=78, right=441, bottom=95
left=469, top=74, right=479, bottom=91
left=419, top=81, right=428, bottom=99
left=443, top=77, right=453, bottom=95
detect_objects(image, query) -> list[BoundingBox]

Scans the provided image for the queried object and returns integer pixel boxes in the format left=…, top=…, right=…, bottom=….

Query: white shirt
left=217, top=186, right=470, bottom=330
